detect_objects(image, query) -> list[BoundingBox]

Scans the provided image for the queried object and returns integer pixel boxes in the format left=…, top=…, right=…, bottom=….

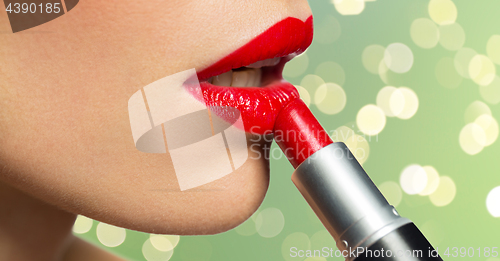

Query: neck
left=0, top=181, right=77, bottom=261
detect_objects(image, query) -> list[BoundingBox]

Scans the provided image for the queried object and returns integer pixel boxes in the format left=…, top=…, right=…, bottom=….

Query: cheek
left=0, top=97, right=271, bottom=234
left=0, top=0, right=308, bottom=235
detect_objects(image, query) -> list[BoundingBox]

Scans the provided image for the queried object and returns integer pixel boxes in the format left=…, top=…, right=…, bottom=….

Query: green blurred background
left=74, top=0, right=500, bottom=260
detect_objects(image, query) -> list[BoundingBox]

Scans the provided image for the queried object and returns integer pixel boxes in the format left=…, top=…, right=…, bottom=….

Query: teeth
left=246, top=69, right=256, bottom=86
left=230, top=68, right=262, bottom=87
left=252, top=68, right=262, bottom=87
left=246, top=57, right=281, bottom=68
left=206, top=57, right=279, bottom=87
left=209, top=68, right=263, bottom=87
left=212, top=70, right=233, bottom=86
left=231, top=70, right=250, bottom=87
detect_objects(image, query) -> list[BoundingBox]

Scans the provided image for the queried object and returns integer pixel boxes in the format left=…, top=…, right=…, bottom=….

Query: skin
left=0, top=0, right=312, bottom=260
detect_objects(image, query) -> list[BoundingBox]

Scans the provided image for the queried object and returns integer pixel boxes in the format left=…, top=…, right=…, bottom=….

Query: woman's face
left=0, top=0, right=312, bottom=234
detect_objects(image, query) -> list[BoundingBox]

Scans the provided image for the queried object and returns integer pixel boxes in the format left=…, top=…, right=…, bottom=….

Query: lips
left=194, top=16, right=314, bottom=135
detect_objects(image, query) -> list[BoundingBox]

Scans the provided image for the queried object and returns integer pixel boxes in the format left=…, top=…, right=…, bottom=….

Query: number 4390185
left=443, top=247, right=498, bottom=258
left=6, top=3, right=62, bottom=14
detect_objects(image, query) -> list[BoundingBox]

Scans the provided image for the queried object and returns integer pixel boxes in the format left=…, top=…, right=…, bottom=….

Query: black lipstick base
left=355, top=223, right=443, bottom=260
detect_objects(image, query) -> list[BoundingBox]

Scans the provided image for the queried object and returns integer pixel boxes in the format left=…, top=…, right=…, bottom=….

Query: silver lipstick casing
left=292, top=142, right=411, bottom=260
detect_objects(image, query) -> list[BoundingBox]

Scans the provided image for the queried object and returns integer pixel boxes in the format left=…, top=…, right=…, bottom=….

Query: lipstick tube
left=274, top=98, right=443, bottom=261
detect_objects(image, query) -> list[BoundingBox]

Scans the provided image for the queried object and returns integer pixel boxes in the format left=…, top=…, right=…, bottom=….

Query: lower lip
left=199, top=79, right=299, bottom=135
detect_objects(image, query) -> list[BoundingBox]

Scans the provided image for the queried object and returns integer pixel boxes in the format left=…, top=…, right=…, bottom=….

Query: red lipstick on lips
left=194, top=16, right=313, bottom=135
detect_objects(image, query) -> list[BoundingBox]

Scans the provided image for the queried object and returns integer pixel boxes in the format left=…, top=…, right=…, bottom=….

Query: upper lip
left=196, top=16, right=314, bottom=82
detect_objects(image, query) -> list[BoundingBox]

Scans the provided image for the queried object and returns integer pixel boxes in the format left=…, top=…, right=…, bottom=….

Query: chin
left=76, top=136, right=271, bottom=236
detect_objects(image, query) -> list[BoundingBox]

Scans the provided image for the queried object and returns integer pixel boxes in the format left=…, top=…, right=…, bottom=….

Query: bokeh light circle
left=474, top=114, right=499, bottom=146
left=149, top=234, right=179, bottom=252
left=486, top=186, right=500, bottom=217
left=296, top=85, right=311, bottom=106
left=234, top=214, right=257, bottom=236
left=96, top=222, right=126, bottom=247
left=459, top=123, right=486, bottom=155
left=72, top=215, right=93, bottom=234
left=454, top=48, right=477, bottom=79
left=315, top=15, right=341, bottom=44
left=282, top=232, right=311, bottom=261
left=345, top=134, right=370, bottom=164
left=315, top=61, right=345, bottom=86
left=376, top=86, right=405, bottom=117
left=464, top=100, right=491, bottom=124
left=400, top=164, right=428, bottom=195
left=438, top=23, right=465, bottom=51
left=314, top=83, right=347, bottom=115
left=410, top=18, right=440, bottom=49
left=435, top=57, right=463, bottom=89
left=356, top=104, right=386, bottom=136
left=255, top=207, right=285, bottom=238
left=429, top=176, right=456, bottom=207
left=479, top=75, right=500, bottom=105
left=142, top=238, right=174, bottom=261
left=378, top=60, right=390, bottom=84
left=332, top=125, right=355, bottom=142
left=486, top=35, right=500, bottom=65
left=396, top=87, right=419, bottom=119
left=362, top=45, right=385, bottom=74
left=469, top=54, right=496, bottom=86
left=343, top=131, right=358, bottom=148
left=301, top=74, right=326, bottom=102
left=428, top=0, right=457, bottom=25
left=379, top=181, right=403, bottom=207
left=333, top=0, right=365, bottom=16
left=419, top=166, right=441, bottom=196
left=284, top=53, right=309, bottom=78
left=384, top=43, right=414, bottom=73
